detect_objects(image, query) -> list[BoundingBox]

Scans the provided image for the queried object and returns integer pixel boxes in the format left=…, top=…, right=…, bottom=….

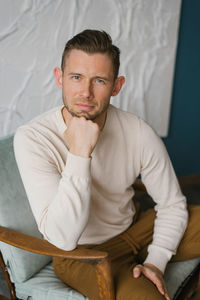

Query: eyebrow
left=67, top=72, right=111, bottom=82
left=67, top=72, right=82, bottom=77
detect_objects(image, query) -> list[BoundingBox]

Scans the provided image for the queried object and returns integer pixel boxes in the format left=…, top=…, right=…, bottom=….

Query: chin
left=71, top=109, right=99, bottom=120
left=65, top=104, right=102, bottom=121
left=78, top=113, right=98, bottom=121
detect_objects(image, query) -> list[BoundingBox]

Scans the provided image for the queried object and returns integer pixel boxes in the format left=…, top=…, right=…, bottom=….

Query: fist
left=64, top=117, right=100, bottom=158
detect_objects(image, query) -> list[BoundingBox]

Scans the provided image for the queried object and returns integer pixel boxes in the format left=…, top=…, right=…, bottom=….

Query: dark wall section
left=163, top=0, right=200, bottom=176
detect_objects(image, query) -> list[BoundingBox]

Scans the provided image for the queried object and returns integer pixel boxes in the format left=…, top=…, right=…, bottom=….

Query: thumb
left=133, top=264, right=143, bottom=278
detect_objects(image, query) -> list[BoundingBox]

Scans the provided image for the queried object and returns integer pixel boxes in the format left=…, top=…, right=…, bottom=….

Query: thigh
left=116, top=262, right=165, bottom=300
left=52, top=235, right=135, bottom=300
left=125, top=205, right=200, bottom=263
left=121, top=208, right=156, bottom=262
left=53, top=256, right=99, bottom=300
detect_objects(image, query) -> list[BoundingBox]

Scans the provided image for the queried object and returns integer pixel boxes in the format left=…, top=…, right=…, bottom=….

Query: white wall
left=0, top=0, right=181, bottom=137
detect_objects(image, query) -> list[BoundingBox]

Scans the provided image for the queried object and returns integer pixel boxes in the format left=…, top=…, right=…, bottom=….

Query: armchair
left=0, top=226, right=113, bottom=300
left=0, top=135, right=199, bottom=300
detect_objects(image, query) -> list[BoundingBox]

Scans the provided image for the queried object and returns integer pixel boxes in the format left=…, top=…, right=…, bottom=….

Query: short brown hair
left=61, top=29, right=120, bottom=79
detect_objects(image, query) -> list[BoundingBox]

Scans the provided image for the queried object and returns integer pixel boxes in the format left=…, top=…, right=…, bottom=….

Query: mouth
left=75, top=103, right=95, bottom=111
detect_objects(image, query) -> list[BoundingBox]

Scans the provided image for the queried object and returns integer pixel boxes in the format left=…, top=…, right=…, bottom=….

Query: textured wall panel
left=0, top=0, right=181, bottom=137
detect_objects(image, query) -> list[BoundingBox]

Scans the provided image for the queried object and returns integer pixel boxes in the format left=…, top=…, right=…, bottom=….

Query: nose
left=79, top=80, right=93, bottom=99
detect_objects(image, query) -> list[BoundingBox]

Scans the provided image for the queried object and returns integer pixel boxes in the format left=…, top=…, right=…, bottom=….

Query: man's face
left=55, top=49, right=124, bottom=121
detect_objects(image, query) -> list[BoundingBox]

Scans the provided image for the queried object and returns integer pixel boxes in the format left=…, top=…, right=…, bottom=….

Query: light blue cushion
left=14, top=258, right=200, bottom=300
left=15, top=263, right=89, bottom=300
left=164, top=257, right=200, bottom=299
left=0, top=135, right=51, bottom=283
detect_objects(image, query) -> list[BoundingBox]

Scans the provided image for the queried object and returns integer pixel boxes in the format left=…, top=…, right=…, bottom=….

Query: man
left=14, top=29, right=199, bottom=300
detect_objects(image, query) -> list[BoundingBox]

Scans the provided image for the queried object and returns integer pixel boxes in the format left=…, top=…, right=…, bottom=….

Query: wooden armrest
left=0, top=226, right=107, bottom=262
left=0, top=226, right=114, bottom=299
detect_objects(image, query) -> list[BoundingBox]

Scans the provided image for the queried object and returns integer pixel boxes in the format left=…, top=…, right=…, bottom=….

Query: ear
left=112, top=76, right=125, bottom=96
left=54, top=67, right=63, bottom=88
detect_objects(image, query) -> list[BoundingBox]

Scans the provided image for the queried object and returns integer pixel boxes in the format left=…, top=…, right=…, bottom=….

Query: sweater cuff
left=63, top=151, right=91, bottom=178
left=143, top=245, right=173, bottom=274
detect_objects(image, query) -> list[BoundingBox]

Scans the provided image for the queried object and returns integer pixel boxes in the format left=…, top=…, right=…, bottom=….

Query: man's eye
left=96, top=79, right=105, bottom=84
left=72, top=75, right=80, bottom=80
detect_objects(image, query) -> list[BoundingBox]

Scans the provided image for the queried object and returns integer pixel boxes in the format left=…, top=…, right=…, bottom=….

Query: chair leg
left=0, top=252, right=17, bottom=300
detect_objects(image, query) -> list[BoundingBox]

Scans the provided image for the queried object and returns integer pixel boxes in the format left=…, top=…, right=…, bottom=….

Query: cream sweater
left=14, top=104, right=188, bottom=273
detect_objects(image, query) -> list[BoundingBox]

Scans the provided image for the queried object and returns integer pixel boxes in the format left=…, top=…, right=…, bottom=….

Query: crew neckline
left=56, top=105, right=67, bottom=135
left=56, top=104, right=113, bottom=136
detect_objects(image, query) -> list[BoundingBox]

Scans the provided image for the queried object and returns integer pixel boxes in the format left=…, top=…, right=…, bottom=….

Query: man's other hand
left=64, top=117, right=100, bottom=158
left=133, top=263, right=171, bottom=300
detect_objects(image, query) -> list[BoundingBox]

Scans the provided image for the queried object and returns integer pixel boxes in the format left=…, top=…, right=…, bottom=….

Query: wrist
left=143, top=245, right=172, bottom=274
left=143, top=263, right=163, bottom=275
left=69, top=146, right=91, bottom=158
left=64, top=151, right=91, bottom=178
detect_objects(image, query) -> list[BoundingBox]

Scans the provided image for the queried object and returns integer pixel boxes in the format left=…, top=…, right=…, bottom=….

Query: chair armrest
left=0, top=226, right=114, bottom=300
left=0, top=226, right=106, bottom=262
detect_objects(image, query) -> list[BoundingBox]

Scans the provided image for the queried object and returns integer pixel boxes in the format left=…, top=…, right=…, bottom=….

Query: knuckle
left=87, top=120, right=93, bottom=126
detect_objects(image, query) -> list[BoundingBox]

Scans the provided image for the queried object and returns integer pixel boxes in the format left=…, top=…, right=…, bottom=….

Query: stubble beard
left=63, top=97, right=110, bottom=121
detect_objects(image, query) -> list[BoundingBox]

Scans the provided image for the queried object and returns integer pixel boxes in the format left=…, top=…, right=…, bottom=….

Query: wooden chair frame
left=0, top=176, right=199, bottom=300
left=0, top=225, right=199, bottom=300
left=0, top=226, right=114, bottom=300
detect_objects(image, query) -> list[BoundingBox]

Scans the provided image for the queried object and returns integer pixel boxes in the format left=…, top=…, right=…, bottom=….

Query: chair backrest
left=0, top=135, right=51, bottom=283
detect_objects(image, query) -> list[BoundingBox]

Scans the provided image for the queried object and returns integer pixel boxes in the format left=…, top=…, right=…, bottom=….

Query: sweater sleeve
left=139, top=119, right=188, bottom=273
left=14, top=128, right=91, bottom=251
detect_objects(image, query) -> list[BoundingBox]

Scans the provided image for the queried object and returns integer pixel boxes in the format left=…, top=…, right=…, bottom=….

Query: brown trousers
left=53, top=205, right=200, bottom=300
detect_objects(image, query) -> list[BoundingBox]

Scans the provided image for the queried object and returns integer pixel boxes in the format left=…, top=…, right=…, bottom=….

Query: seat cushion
left=164, top=257, right=200, bottom=299
left=15, top=263, right=89, bottom=300
left=0, top=135, right=51, bottom=283
left=15, top=258, right=200, bottom=300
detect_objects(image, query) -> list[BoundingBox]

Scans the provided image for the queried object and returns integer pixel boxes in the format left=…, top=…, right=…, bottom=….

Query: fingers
left=164, top=291, right=171, bottom=300
left=133, top=264, right=171, bottom=300
left=133, top=264, right=143, bottom=278
left=156, top=279, right=170, bottom=300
